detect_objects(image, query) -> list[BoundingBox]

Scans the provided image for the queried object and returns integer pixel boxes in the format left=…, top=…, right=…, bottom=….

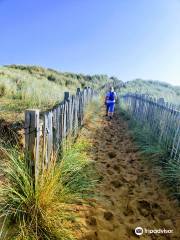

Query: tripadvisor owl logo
left=135, top=227, right=143, bottom=236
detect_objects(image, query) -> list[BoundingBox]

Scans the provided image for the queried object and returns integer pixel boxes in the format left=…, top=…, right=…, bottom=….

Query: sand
left=77, top=111, right=180, bottom=240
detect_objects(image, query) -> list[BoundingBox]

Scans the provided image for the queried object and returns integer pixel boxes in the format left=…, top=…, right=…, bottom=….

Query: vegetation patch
left=120, top=78, right=180, bottom=107
left=119, top=109, right=180, bottom=200
left=0, top=133, right=97, bottom=239
left=0, top=65, right=114, bottom=121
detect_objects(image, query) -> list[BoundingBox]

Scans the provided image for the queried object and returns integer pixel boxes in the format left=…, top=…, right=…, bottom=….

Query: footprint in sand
left=113, top=164, right=120, bottom=172
left=106, top=163, right=110, bottom=168
left=111, top=180, right=122, bottom=188
left=104, top=211, right=114, bottom=221
left=137, top=200, right=151, bottom=217
left=107, top=169, right=114, bottom=175
left=108, top=152, right=117, bottom=158
left=77, top=109, right=180, bottom=240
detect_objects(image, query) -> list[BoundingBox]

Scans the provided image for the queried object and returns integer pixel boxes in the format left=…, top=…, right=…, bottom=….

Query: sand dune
left=77, top=110, right=180, bottom=240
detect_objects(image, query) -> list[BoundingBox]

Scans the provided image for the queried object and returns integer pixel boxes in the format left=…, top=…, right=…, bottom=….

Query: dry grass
left=0, top=99, right=101, bottom=239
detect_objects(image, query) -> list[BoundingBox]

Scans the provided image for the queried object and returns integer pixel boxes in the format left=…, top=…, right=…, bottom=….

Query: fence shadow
left=0, top=118, right=23, bottom=147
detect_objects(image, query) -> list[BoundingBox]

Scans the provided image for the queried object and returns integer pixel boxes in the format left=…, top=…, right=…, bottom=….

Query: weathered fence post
left=76, top=88, right=81, bottom=95
left=24, top=87, right=96, bottom=177
left=119, top=93, right=180, bottom=161
left=64, top=91, right=70, bottom=102
left=76, top=88, right=82, bottom=126
left=158, top=98, right=165, bottom=105
left=64, top=92, right=70, bottom=137
left=25, top=109, right=40, bottom=185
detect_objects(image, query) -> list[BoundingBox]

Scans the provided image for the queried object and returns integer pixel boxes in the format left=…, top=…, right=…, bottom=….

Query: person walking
left=105, top=86, right=117, bottom=120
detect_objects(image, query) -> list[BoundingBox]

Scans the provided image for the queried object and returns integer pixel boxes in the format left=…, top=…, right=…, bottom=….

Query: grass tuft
left=0, top=133, right=96, bottom=239
left=160, top=160, right=180, bottom=198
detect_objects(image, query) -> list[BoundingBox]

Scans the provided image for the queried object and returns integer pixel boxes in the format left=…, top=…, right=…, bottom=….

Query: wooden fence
left=24, top=87, right=96, bottom=180
left=119, top=93, right=180, bottom=161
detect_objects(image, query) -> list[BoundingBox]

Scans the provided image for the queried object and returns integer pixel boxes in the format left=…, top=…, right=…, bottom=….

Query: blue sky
left=0, top=0, right=180, bottom=85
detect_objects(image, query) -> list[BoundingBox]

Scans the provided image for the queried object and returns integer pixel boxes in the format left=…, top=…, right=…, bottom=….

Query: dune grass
left=0, top=65, right=112, bottom=121
left=120, top=78, right=180, bottom=107
left=160, top=160, right=180, bottom=198
left=0, top=137, right=96, bottom=239
left=0, top=66, right=67, bottom=112
left=0, top=98, right=101, bottom=239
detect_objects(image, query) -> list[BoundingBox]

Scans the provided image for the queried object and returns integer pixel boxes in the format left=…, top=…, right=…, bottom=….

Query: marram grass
left=0, top=134, right=97, bottom=239
left=160, top=160, right=180, bottom=197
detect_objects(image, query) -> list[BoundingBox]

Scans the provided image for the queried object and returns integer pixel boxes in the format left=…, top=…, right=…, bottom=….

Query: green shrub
left=47, top=74, right=56, bottom=82
left=65, top=79, right=74, bottom=86
left=0, top=84, right=6, bottom=97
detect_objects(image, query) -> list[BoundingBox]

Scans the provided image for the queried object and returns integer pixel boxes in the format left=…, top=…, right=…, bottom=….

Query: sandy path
left=77, top=110, right=180, bottom=240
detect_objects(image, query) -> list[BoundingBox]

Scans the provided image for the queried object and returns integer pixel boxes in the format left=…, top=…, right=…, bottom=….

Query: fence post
left=158, top=98, right=165, bottom=105
left=25, top=109, right=40, bottom=185
left=76, top=88, right=81, bottom=95
left=64, top=91, right=70, bottom=102
left=76, top=88, right=82, bottom=126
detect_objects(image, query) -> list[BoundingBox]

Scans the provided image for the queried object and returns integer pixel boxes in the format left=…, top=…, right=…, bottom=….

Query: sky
left=0, top=0, right=180, bottom=86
